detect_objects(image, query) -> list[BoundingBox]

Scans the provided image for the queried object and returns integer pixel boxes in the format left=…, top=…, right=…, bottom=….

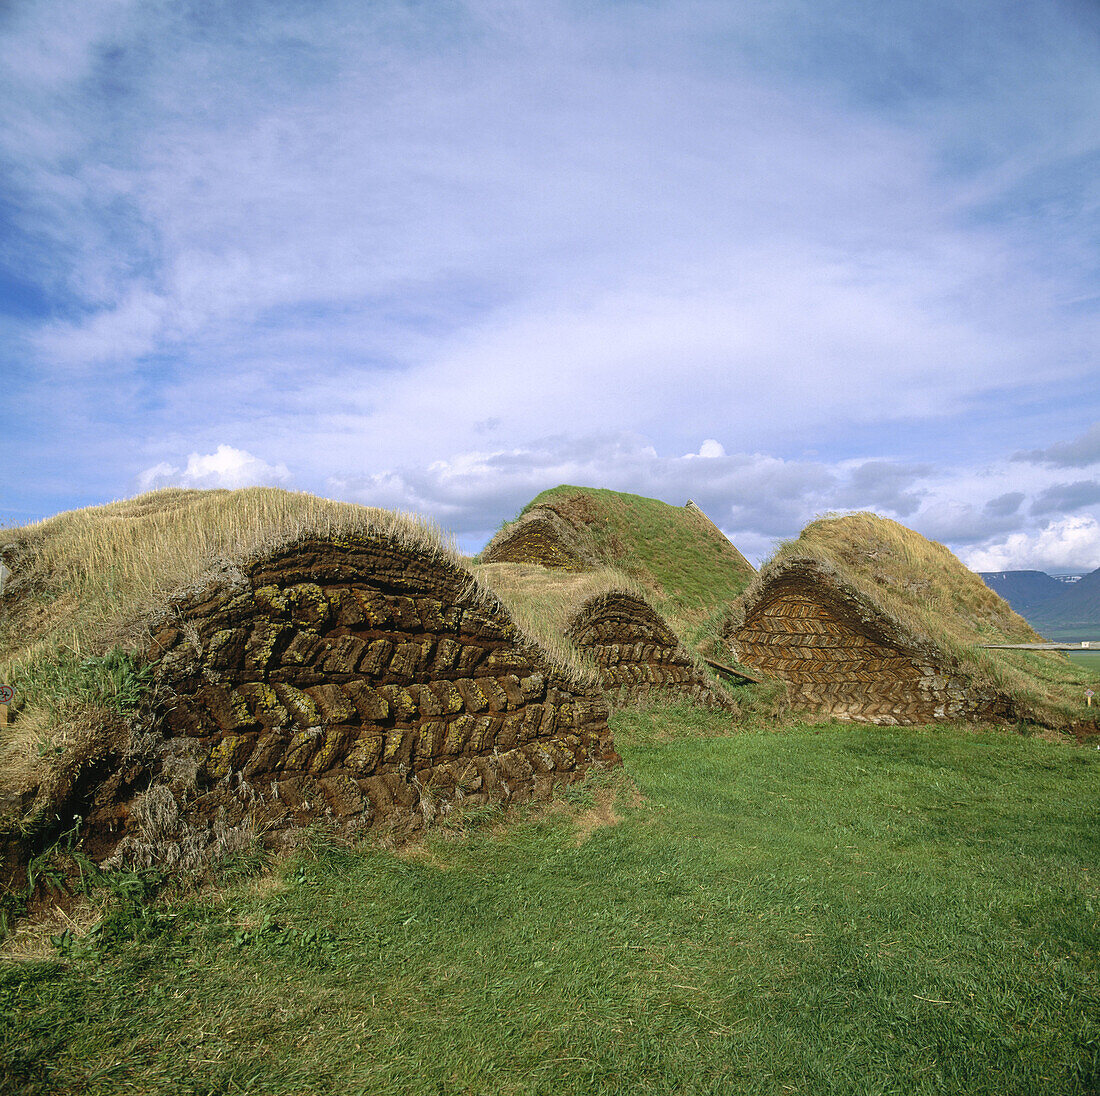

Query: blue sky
left=3, top=0, right=1100, bottom=569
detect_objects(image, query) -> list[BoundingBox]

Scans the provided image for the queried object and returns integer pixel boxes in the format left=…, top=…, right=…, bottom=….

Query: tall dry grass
left=775, top=511, right=1039, bottom=647
left=473, top=562, right=641, bottom=683
left=0, top=487, right=454, bottom=667
left=474, top=560, right=726, bottom=692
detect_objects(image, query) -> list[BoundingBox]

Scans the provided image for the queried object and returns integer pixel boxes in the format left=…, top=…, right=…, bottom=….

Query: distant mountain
left=1030, top=566, right=1100, bottom=629
left=978, top=570, right=1065, bottom=614
left=979, top=566, right=1100, bottom=633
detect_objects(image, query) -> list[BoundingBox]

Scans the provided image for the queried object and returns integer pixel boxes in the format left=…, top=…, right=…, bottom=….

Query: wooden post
left=0, top=704, right=7, bottom=726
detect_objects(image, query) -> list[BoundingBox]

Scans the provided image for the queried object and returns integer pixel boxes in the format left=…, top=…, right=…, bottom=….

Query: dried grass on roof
left=474, top=560, right=724, bottom=695
left=473, top=562, right=640, bottom=680
left=763, top=512, right=1039, bottom=646
left=0, top=487, right=454, bottom=667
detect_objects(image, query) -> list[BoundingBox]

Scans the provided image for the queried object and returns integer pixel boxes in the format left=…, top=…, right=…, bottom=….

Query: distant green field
left=2, top=708, right=1098, bottom=1095
left=1029, top=627, right=1100, bottom=676
left=1035, top=626, right=1100, bottom=644
left=1065, top=651, right=1100, bottom=679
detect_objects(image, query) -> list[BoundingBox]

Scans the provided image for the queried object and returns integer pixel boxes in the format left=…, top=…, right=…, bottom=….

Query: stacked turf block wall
left=481, top=508, right=591, bottom=570
left=568, top=593, right=734, bottom=711
left=81, top=535, right=617, bottom=866
left=729, top=565, right=1012, bottom=726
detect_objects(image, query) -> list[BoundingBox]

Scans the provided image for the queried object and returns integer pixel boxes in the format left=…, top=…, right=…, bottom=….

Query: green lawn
left=2, top=708, right=1098, bottom=1095
left=1064, top=650, right=1100, bottom=676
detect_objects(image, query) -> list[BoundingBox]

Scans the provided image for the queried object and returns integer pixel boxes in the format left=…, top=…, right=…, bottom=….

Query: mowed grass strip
left=2, top=709, right=1098, bottom=1095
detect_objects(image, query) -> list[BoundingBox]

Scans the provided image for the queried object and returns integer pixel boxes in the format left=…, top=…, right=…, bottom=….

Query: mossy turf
left=0, top=488, right=459, bottom=810
left=3, top=708, right=1098, bottom=1095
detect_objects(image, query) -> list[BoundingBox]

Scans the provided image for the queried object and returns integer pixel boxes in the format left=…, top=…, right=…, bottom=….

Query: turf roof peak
left=486, top=485, right=756, bottom=655
left=0, top=487, right=462, bottom=668
left=731, top=512, right=1100, bottom=728
left=761, top=512, right=1044, bottom=640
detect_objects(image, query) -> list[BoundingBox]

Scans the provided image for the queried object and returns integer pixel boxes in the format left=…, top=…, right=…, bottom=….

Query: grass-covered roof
left=734, top=512, right=1100, bottom=728
left=0, top=487, right=455, bottom=671
left=473, top=562, right=644, bottom=661
left=486, top=486, right=755, bottom=654
left=474, top=560, right=733, bottom=707
left=0, top=488, right=605, bottom=816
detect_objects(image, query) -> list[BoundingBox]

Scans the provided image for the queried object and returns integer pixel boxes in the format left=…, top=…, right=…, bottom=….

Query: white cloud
left=7, top=0, right=1100, bottom=449
left=960, top=516, right=1100, bottom=572
left=1015, top=422, right=1100, bottom=468
left=327, top=433, right=939, bottom=560
left=691, top=440, right=727, bottom=459
left=4, top=0, right=1100, bottom=551
left=34, top=288, right=167, bottom=367
left=137, top=445, right=291, bottom=492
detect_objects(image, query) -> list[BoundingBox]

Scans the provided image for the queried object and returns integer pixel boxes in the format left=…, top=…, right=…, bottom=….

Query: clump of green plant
left=0, top=648, right=152, bottom=825
left=229, top=911, right=338, bottom=956
left=15, top=647, right=152, bottom=720
left=0, top=812, right=166, bottom=950
left=50, top=865, right=171, bottom=959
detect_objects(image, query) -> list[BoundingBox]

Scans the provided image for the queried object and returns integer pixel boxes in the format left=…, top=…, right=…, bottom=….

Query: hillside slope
left=978, top=570, right=1066, bottom=616
left=1028, top=567, right=1100, bottom=630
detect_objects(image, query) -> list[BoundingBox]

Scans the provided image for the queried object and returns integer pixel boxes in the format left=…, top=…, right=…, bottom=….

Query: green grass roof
left=508, top=485, right=756, bottom=653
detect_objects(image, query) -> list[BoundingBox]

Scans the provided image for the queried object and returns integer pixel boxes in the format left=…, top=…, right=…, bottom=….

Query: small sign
left=1087, top=689, right=1096, bottom=698
left=0, top=563, right=9, bottom=596
left=0, top=685, right=13, bottom=704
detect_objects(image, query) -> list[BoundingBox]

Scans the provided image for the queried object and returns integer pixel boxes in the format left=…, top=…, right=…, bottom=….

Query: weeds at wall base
left=0, top=820, right=274, bottom=963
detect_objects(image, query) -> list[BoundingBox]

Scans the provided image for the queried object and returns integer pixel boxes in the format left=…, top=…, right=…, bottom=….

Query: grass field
left=2, top=707, right=1098, bottom=1095
left=1066, top=651, right=1100, bottom=677
left=1028, top=627, right=1100, bottom=678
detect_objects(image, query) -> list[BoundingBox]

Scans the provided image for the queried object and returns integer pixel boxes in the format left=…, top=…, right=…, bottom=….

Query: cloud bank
left=2, top=1, right=1099, bottom=570
left=962, top=517, right=1100, bottom=573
